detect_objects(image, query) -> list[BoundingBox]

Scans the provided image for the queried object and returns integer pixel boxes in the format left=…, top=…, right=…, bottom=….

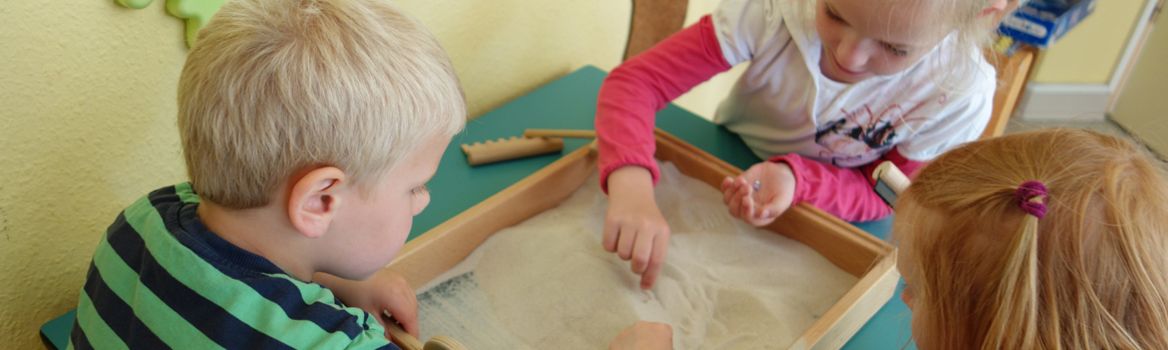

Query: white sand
left=416, top=163, right=857, bottom=349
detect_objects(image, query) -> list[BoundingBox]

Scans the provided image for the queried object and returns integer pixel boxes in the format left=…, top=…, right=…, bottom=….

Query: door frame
left=1108, top=0, right=1165, bottom=111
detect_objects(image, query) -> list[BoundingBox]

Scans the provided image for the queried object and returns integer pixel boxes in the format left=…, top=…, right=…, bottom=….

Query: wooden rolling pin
left=461, top=129, right=597, bottom=166
left=461, top=136, right=564, bottom=166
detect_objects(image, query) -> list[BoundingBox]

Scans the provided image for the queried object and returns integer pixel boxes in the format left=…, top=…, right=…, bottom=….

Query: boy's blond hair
left=895, top=129, right=1168, bottom=349
left=178, top=0, right=465, bottom=208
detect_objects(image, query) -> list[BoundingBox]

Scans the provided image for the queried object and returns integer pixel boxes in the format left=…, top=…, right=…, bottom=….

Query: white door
left=1113, top=1, right=1168, bottom=157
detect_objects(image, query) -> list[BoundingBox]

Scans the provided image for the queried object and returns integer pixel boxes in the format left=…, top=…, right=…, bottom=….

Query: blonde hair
left=178, top=0, right=465, bottom=208
left=894, top=129, right=1168, bottom=349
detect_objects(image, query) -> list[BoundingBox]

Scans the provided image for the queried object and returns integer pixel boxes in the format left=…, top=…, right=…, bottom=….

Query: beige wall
left=0, top=3, right=190, bottom=348
left=9, top=1, right=1143, bottom=348
left=1031, top=0, right=1148, bottom=84
left=0, top=1, right=628, bottom=348
left=396, top=1, right=629, bottom=118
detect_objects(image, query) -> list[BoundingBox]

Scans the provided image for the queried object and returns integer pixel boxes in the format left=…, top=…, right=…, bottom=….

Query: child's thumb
left=759, top=208, right=778, bottom=220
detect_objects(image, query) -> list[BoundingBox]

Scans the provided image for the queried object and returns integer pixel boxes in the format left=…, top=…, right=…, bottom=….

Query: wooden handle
left=523, top=129, right=596, bottom=139
left=872, top=161, right=910, bottom=195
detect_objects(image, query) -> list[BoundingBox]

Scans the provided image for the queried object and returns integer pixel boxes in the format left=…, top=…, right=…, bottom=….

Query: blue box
left=999, top=0, right=1097, bottom=48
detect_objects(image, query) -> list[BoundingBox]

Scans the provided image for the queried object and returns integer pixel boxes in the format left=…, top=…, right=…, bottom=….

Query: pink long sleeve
left=595, top=15, right=922, bottom=222
left=596, top=15, right=732, bottom=192
left=772, top=148, right=925, bottom=222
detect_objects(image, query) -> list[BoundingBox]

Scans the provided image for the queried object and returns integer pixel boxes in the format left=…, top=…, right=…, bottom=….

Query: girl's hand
left=609, top=321, right=673, bottom=350
left=721, top=161, right=796, bottom=227
left=315, top=270, right=419, bottom=338
left=604, top=166, right=670, bottom=290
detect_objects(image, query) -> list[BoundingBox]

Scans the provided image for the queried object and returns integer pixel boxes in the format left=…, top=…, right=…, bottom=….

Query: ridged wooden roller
left=460, top=136, right=564, bottom=166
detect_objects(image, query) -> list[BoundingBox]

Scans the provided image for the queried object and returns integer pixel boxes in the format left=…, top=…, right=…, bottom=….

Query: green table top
left=42, top=65, right=914, bottom=350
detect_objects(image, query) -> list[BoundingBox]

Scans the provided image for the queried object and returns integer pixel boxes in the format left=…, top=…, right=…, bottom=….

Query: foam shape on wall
left=115, top=0, right=226, bottom=48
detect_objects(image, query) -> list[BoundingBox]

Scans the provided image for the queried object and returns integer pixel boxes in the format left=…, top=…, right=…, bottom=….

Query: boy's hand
left=365, top=270, right=419, bottom=338
left=721, top=161, right=796, bottom=227
left=609, top=321, right=673, bottom=350
left=604, top=167, right=670, bottom=290
left=315, top=270, right=419, bottom=338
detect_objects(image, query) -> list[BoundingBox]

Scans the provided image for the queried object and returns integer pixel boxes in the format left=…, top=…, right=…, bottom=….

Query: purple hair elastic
left=1015, top=180, right=1048, bottom=219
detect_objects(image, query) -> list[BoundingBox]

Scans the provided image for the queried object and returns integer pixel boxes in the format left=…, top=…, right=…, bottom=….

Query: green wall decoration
left=116, top=0, right=226, bottom=48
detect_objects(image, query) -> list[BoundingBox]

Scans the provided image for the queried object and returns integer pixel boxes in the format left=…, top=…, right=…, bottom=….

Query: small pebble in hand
left=752, top=180, right=761, bottom=192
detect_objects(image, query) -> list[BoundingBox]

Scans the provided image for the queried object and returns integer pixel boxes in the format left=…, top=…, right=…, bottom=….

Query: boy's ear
left=980, top=0, right=1010, bottom=17
left=287, top=166, right=346, bottom=239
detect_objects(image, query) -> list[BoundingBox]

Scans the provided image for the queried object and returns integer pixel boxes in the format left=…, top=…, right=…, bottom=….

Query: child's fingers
left=721, top=177, right=736, bottom=205
left=404, top=298, right=421, bottom=336
left=640, top=230, right=669, bottom=290
left=631, top=229, right=655, bottom=274
left=752, top=196, right=772, bottom=219
left=753, top=212, right=779, bottom=227
left=736, top=177, right=754, bottom=218
left=379, top=311, right=407, bottom=343
left=741, top=192, right=755, bottom=219
left=382, top=300, right=419, bottom=338
left=390, top=305, right=419, bottom=337
left=748, top=200, right=785, bottom=226
left=719, top=176, right=747, bottom=206
left=759, top=181, right=794, bottom=223
left=726, top=183, right=746, bottom=218
left=763, top=196, right=785, bottom=217
left=616, top=227, right=637, bottom=260
left=380, top=276, right=420, bottom=336
left=758, top=207, right=775, bottom=220
left=602, top=219, right=620, bottom=252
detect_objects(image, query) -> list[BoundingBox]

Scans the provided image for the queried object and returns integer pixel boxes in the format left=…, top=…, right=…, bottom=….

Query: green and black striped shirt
left=70, top=183, right=397, bottom=349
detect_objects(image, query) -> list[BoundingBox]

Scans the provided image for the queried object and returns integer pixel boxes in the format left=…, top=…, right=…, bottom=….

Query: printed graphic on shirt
left=813, top=96, right=942, bottom=167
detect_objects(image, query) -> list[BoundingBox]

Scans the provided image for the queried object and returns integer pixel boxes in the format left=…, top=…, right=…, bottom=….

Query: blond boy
left=70, top=0, right=464, bottom=348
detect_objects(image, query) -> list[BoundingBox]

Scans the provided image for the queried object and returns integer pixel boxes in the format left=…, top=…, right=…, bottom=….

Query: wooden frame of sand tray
left=388, top=129, right=900, bottom=349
